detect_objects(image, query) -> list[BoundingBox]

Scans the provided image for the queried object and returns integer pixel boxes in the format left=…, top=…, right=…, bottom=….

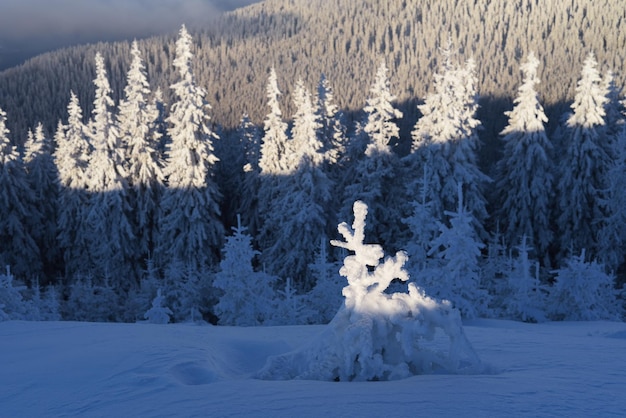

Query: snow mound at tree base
left=256, top=283, right=484, bottom=381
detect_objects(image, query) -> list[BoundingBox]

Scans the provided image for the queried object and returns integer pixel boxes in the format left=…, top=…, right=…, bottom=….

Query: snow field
left=2, top=319, right=626, bottom=417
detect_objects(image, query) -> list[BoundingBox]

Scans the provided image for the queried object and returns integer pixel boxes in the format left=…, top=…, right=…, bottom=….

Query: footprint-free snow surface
left=2, top=319, right=626, bottom=416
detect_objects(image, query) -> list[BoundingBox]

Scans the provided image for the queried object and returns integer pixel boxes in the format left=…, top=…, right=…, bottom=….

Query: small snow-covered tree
left=307, top=238, right=344, bottom=324
left=402, top=165, right=439, bottom=275
left=427, top=185, right=489, bottom=318
left=0, top=266, right=28, bottom=320
left=500, top=236, right=547, bottom=322
left=144, top=288, right=172, bottom=324
left=156, top=25, right=224, bottom=270
left=269, top=277, right=313, bottom=325
left=257, top=201, right=483, bottom=381
left=494, top=53, right=553, bottom=263
left=549, top=250, right=620, bottom=321
left=0, top=108, right=41, bottom=279
left=213, top=216, right=278, bottom=326
left=556, top=52, right=611, bottom=263
left=64, top=276, right=121, bottom=322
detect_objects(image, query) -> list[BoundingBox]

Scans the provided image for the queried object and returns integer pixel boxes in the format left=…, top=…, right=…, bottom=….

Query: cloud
left=0, top=0, right=256, bottom=43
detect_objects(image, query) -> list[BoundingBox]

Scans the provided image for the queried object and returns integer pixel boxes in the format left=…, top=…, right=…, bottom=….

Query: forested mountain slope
left=0, top=0, right=624, bottom=143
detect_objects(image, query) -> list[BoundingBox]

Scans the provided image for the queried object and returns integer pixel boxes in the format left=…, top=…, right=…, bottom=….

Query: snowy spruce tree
left=340, top=61, right=404, bottom=248
left=24, top=123, right=59, bottom=279
left=156, top=25, right=224, bottom=270
left=499, top=236, right=547, bottom=323
left=0, top=108, right=41, bottom=279
left=402, top=166, right=439, bottom=277
left=84, top=52, right=135, bottom=286
left=556, top=52, right=611, bottom=263
left=0, top=266, right=28, bottom=320
left=213, top=216, right=278, bottom=326
left=55, top=92, right=91, bottom=278
left=260, top=79, right=332, bottom=288
left=237, top=113, right=263, bottom=237
left=118, top=40, right=164, bottom=265
left=307, top=238, right=345, bottom=324
left=427, top=185, right=489, bottom=318
left=495, top=53, right=553, bottom=264
left=549, top=250, right=620, bottom=321
left=407, top=45, right=490, bottom=239
left=144, top=288, right=172, bottom=324
left=257, top=68, right=290, bottom=251
left=257, top=201, right=483, bottom=381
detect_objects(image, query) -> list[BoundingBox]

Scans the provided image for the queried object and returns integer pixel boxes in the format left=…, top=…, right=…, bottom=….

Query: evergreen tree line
left=1, top=26, right=624, bottom=324
left=0, top=0, right=624, bottom=145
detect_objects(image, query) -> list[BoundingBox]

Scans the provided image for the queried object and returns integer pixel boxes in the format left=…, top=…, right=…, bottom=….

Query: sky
left=0, top=0, right=260, bottom=70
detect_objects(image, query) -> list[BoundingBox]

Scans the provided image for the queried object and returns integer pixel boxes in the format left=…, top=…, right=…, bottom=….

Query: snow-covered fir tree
left=549, top=249, right=621, bottom=321
left=24, top=123, right=59, bottom=280
left=402, top=165, right=439, bottom=276
left=340, top=60, right=404, bottom=248
left=494, top=53, right=553, bottom=265
left=213, top=216, right=278, bottom=326
left=427, top=185, right=489, bottom=318
left=307, top=237, right=344, bottom=324
left=257, top=200, right=483, bottom=381
left=269, top=277, right=313, bottom=325
left=0, top=108, right=41, bottom=279
left=408, top=45, right=490, bottom=239
left=64, top=275, right=121, bottom=322
left=237, top=113, right=262, bottom=237
left=316, top=73, right=347, bottom=167
left=55, top=93, right=91, bottom=278
left=556, top=52, right=611, bottom=263
left=0, top=266, right=29, bottom=320
left=257, top=68, right=290, bottom=251
left=84, top=52, right=135, bottom=286
left=259, top=67, right=289, bottom=176
left=156, top=25, right=224, bottom=270
left=144, top=288, right=172, bottom=324
left=499, top=236, right=547, bottom=323
left=118, top=40, right=164, bottom=266
left=260, top=80, right=332, bottom=288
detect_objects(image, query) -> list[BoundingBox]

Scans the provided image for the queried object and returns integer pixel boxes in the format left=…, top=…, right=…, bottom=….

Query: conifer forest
left=1, top=0, right=626, bottom=324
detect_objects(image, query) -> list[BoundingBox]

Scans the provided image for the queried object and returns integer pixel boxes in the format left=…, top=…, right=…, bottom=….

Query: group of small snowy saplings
left=255, top=201, right=484, bottom=381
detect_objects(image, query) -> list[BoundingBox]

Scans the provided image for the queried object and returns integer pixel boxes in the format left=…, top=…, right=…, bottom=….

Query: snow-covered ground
left=2, top=319, right=626, bottom=417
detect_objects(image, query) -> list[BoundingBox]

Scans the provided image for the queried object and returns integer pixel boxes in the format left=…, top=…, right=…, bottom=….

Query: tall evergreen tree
left=495, top=53, right=554, bottom=264
left=556, top=52, right=611, bottom=263
left=259, top=67, right=289, bottom=176
left=408, top=47, right=490, bottom=239
left=260, top=80, right=331, bottom=289
left=55, top=92, right=91, bottom=278
left=0, top=108, right=41, bottom=280
left=340, top=61, right=404, bottom=248
left=84, top=52, right=135, bottom=285
left=237, top=113, right=262, bottom=237
left=118, top=40, right=164, bottom=265
left=257, top=68, right=289, bottom=251
left=24, top=123, right=59, bottom=280
left=156, top=25, right=224, bottom=270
